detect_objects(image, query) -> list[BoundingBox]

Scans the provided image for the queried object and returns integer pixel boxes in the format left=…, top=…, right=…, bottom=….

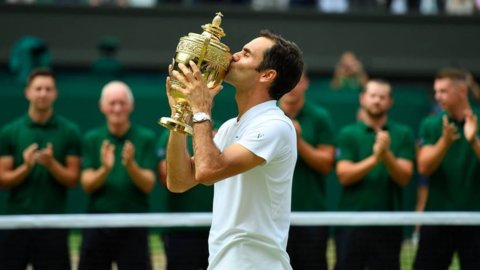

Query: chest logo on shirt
left=257, top=133, right=264, bottom=139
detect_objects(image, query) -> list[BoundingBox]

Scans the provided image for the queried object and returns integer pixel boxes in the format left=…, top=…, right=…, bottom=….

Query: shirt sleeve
left=397, top=127, right=416, bottom=161
left=81, top=133, right=95, bottom=169
left=418, top=117, right=438, bottom=146
left=66, top=124, right=82, bottom=157
left=0, top=126, right=13, bottom=157
left=236, top=119, right=294, bottom=163
left=316, top=109, right=336, bottom=146
left=336, top=128, right=356, bottom=161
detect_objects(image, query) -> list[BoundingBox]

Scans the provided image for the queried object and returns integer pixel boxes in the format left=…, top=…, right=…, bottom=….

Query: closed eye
left=243, top=47, right=252, bottom=57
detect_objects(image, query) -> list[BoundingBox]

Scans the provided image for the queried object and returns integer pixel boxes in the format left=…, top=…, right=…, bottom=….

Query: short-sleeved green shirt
left=82, top=125, right=156, bottom=213
left=419, top=110, right=480, bottom=211
left=156, top=131, right=214, bottom=214
left=0, top=114, right=82, bottom=214
left=336, top=120, right=415, bottom=211
left=291, top=102, right=335, bottom=211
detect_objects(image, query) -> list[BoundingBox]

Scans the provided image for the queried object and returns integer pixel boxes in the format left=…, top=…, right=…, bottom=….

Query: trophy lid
left=201, top=12, right=226, bottom=41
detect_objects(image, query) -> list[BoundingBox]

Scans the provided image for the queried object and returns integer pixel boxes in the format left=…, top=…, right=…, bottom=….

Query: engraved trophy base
left=159, top=117, right=193, bottom=135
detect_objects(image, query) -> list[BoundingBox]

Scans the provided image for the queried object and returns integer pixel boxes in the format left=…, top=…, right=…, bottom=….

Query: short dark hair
left=26, top=68, right=56, bottom=87
left=255, top=30, right=304, bottom=100
left=436, top=67, right=480, bottom=100
left=435, top=67, right=470, bottom=81
left=361, top=79, right=392, bottom=97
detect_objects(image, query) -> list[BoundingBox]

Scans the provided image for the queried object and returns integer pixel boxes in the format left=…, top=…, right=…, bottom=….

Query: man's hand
left=464, top=109, right=478, bottom=143
left=37, top=143, right=55, bottom=167
left=373, top=130, right=390, bottom=161
left=442, top=115, right=461, bottom=145
left=101, top=140, right=115, bottom=171
left=23, top=143, right=39, bottom=169
left=291, top=119, right=302, bottom=139
left=171, top=61, right=222, bottom=114
left=122, top=140, right=135, bottom=167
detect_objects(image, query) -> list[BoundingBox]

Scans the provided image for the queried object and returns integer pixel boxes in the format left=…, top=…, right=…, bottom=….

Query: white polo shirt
left=208, top=100, right=297, bottom=270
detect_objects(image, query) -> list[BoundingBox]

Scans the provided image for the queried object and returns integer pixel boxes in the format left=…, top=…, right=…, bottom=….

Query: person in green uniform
left=78, top=81, right=156, bottom=270
left=0, top=68, right=81, bottom=270
left=335, top=79, right=415, bottom=270
left=330, top=51, right=368, bottom=92
left=157, top=123, right=219, bottom=270
left=279, top=72, right=335, bottom=270
left=414, top=68, right=480, bottom=270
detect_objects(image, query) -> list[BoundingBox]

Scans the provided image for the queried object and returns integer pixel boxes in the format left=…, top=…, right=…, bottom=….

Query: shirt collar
left=105, top=124, right=132, bottom=141
left=443, top=111, right=468, bottom=126
left=236, top=100, right=278, bottom=124
left=25, top=113, right=58, bottom=128
left=359, top=120, right=389, bottom=133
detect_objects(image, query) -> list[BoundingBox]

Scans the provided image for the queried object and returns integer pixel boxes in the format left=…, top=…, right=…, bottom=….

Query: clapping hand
left=22, top=143, right=39, bottom=169
left=464, top=110, right=478, bottom=143
left=37, top=143, right=54, bottom=167
left=442, top=115, right=461, bottom=145
left=23, top=143, right=57, bottom=169
left=291, top=119, right=302, bottom=139
left=122, top=140, right=135, bottom=167
left=101, top=140, right=115, bottom=171
left=373, top=130, right=390, bottom=161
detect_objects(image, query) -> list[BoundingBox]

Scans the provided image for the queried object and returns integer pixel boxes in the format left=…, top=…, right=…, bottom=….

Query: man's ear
left=358, top=92, right=364, bottom=105
left=99, top=101, right=104, bottom=114
left=460, top=83, right=469, bottom=97
left=387, top=98, right=394, bottom=111
left=260, top=69, right=277, bottom=83
left=129, top=101, right=134, bottom=113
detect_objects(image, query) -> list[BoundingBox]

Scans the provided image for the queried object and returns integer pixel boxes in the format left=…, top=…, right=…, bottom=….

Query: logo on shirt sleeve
left=336, top=148, right=342, bottom=158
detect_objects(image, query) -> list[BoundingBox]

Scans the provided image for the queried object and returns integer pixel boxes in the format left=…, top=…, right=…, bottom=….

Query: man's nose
left=39, top=89, right=48, bottom=97
left=112, top=103, right=123, bottom=111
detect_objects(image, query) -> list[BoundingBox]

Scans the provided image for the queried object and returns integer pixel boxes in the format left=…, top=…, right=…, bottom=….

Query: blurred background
left=1, top=0, right=479, bottom=214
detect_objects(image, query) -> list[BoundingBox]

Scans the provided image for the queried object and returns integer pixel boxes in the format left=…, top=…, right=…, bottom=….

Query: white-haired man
left=78, top=81, right=156, bottom=270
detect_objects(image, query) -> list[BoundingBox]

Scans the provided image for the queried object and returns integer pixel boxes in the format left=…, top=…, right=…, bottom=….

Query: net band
left=1, top=212, right=480, bottom=229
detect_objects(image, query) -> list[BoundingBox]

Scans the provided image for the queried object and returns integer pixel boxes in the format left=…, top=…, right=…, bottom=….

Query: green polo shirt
left=0, top=114, right=81, bottom=214
left=82, top=125, right=156, bottom=213
left=419, top=110, right=480, bottom=211
left=291, top=102, right=335, bottom=211
left=336, top=120, right=415, bottom=211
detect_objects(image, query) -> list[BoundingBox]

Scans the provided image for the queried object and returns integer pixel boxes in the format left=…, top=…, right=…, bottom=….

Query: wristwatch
left=192, top=112, right=211, bottom=123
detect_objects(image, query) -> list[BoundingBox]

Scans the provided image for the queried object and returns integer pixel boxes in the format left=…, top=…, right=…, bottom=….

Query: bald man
left=78, top=81, right=156, bottom=270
